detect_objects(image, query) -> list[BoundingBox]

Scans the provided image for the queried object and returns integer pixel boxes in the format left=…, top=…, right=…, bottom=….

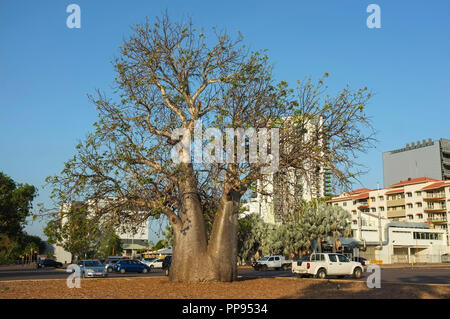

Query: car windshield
left=259, top=257, right=269, bottom=262
left=84, top=260, right=102, bottom=267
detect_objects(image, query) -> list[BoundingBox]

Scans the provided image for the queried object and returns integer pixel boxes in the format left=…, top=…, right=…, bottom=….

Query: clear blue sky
left=1, top=0, right=449, bottom=241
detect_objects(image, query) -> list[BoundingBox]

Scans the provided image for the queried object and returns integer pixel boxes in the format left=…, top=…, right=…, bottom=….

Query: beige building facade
left=328, top=177, right=450, bottom=263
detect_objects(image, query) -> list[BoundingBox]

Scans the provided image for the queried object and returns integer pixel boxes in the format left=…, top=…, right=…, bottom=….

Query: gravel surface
left=0, top=277, right=449, bottom=299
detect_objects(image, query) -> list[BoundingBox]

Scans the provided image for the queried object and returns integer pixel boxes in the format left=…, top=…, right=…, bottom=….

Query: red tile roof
left=421, top=181, right=450, bottom=191
left=348, top=188, right=372, bottom=195
left=388, top=177, right=439, bottom=188
left=327, top=196, right=353, bottom=202
left=352, top=192, right=370, bottom=200
left=385, top=188, right=404, bottom=195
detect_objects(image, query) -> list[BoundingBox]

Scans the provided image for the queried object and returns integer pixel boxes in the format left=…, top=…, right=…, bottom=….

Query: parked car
left=252, top=255, right=292, bottom=271
left=77, top=259, right=108, bottom=278
left=146, top=258, right=164, bottom=269
left=352, top=256, right=367, bottom=266
left=162, top=256, right=172, bottom=276
left=104, top=256, right=124, bottom=273
left=293, top=255, right=310, bottom=268
left=140, top=257, right=157, bottom=266
left=292, top=253, right=363, bottom=279
left=114, top=259, right=151, bottom=274
left=37, top=259, right=63, bottom=269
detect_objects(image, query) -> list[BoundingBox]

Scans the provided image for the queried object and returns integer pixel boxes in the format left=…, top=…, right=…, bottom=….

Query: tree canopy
left=45, top=13, right=375, bottom=282
left=0, top=172, right=37, bottom=239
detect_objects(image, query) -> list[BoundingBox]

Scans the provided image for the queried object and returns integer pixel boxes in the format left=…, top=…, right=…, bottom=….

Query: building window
left=416, top=202, right=422, bottom=208
left=408, top=215, right=413, bottom=220
left=415, top=191, right=421, bottom=196
left=379, top=196, right=384, bottom=200
left=371, top=197, right=376, bottom=202
left=407, top=203, right=413, bottom=209
left=371, top=208, right=376, bottom=212
left=343, top=202, right=347, bottom=207
left=380, top=207, right=385, bottom=211
left=407, top=192, right=412, bottom=197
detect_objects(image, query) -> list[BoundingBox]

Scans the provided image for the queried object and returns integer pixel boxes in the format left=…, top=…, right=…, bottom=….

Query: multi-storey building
left=51, top=200, right=149, bottom=262
left=328, top=177, right=450, bottom=263
left=245, top=167, right=328, bottom=224
left=383, top=138, right=450, bottom=187
left=244, top=116, right=331, bottom=224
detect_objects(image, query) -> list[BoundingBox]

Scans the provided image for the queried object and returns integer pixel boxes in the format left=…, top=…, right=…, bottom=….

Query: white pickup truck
left=252, top=255, right=293, bottom=271
left=291, top=253, right=363, bottom=279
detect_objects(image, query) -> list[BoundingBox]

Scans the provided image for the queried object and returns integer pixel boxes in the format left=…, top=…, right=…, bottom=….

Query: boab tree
left=46, top=14, right=375, bottom=282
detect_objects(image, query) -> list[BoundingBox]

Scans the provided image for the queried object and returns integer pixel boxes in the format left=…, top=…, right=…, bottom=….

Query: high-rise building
left=383, top=138, right=450, bottom=188
left=243, top=116, right=330, bottom=224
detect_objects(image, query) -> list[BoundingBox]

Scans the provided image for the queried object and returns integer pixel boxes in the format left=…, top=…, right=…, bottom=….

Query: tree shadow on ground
left=280, top=278, right=450, bottom=299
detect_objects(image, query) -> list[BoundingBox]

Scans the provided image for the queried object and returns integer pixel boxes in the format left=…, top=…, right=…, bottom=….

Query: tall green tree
left=46, top=14, right=375, bottom=282
left=162, top=224, right=174, bottom=247
left=237, top=213, right=269, bottom=264
left=297, top=201, right=351, bottom=253
left=44, top=205, right=101, bottom=261
left=98, top=230, right=123, bottom=257
left=0, top=172, right=36, bottom=238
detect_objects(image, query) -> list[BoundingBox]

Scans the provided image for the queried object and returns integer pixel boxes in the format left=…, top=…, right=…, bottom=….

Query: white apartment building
left=243, top=116, right=332, bottom=224
left=53, top=200, right=150, bottom=261
left=328, top=177, right=450, bottom=263
left=244, top=168, right=329, bottom=224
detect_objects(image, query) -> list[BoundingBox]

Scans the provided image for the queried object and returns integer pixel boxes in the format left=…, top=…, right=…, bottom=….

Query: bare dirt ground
left=0, top=277, right=449, bottom=299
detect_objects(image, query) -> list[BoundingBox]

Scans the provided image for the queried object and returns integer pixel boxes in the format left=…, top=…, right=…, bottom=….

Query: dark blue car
left=114, top=259, right=151, bottom=274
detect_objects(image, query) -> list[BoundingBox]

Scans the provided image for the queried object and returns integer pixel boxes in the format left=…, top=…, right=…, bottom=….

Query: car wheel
left=353, top=267, right=362, bottom=279
left=150, top=265, right=154, bottom=270
left=262, top=265, right=268, bottom=271
left=107, top=267, right=112, bottom=273
left=282, top=264, right=289, bottom=271
left=316, top=268, right=327, bottom=279
left=120, top=268, right=126, bottom=274
left=142, top=268, right=148, bottom=274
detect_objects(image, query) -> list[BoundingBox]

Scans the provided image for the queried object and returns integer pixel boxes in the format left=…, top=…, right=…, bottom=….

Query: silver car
left=78, top=259, right=108, bottom=278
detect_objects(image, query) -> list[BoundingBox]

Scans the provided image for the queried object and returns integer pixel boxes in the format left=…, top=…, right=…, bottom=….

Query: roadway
left=1, top=266, right=449, bottom=285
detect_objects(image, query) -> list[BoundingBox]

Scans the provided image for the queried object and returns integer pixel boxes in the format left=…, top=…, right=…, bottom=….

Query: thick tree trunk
left=332, top=230, right=337, bottom=253
left=168, top=165, right=239, bottom=283
left=317, top=236, right=322, bottom=253
left=207, top=191, right=239, bottom=282
left=169, top=188, right=239, bottom=282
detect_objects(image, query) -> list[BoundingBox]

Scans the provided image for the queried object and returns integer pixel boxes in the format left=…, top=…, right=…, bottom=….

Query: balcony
left=387, top=209, right=406, bottom=218
left=442, top=157, right=450, bottom=166
left=424, top=207, right=447, bottom=212
left=426, top=216, right=448, bottom=223
left=387, top=199, right=405, bottom=207
left=423, top=193, right=446, bottom=201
